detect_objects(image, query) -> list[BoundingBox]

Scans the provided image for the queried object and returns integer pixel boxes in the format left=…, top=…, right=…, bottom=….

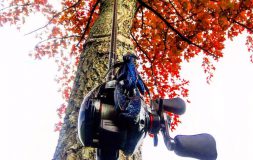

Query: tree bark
left=52, top=0, right=142, bottom=159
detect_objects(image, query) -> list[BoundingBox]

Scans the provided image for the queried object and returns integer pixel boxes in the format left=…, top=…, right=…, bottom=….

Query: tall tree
left=1, top=0, right=253, bottom=159
left=52, top=0, right=141, bottom=159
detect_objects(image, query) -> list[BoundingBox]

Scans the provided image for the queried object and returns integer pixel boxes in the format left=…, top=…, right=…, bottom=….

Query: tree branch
left=130, top=32, right=159, bottom=87
left=35, top=35, right=81, bottom=47
left=0, top=2, right=32, bottom=12
left=137, top=0, right=218, bottom=59
left=219, top=5, right=253, bottom=33
left=230, top=18, right=253, bottom=33
left=24, top=0, right=82, bottom=36
left=167, top=0, right=185, bottom=21
left=134, top=3, right=142, bottom=17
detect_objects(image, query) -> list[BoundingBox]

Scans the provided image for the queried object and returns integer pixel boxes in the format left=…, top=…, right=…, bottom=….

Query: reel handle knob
left=153, top=98, right=186, bottom=115
left=173, top=133, right=217, bottom=160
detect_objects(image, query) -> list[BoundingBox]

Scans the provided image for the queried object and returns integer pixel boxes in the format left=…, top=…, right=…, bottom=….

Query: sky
left=0, top=16, right=253, bottom=160
left=0, top=26, right=60, bottom=159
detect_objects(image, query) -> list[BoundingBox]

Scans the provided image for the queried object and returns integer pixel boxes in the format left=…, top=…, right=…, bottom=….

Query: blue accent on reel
left=114, top=53, right=148, bottom=122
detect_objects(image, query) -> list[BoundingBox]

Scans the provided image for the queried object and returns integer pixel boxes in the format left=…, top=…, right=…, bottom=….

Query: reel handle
left=149, top=98, right=217, bottom=159
left=173, top=133, right=217, bottom=160
left=152, top=98, right=186, bottom=115
left=162, top=97, right=186, bottom=115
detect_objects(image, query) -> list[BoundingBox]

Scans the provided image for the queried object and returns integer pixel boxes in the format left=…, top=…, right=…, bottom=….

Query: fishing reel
left=78, top=80, right=217, bottom=160
left=78, top=80, right=146, bottom=158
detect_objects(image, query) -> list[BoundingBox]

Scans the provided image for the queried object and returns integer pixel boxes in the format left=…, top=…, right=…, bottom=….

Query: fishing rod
left=106, top=0, right=118, bottom=81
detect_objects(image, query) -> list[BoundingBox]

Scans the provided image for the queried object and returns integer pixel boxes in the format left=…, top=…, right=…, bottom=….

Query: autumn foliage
left=1, top=0, right=253, bottom=131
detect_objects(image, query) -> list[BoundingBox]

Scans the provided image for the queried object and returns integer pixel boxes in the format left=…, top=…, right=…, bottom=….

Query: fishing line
left=107, top=0, right=118, bottom=81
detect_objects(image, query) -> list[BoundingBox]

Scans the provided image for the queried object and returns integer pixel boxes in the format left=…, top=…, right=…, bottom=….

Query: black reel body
left=78, top=80, right=146, bottom=155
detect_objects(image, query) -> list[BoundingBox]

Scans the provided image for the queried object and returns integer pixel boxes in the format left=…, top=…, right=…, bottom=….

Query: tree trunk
left=53, top=0, right=142, bottom=159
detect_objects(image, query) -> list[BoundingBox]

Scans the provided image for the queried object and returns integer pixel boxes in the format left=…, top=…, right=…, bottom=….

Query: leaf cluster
left=1, top=0, right=253, bottom=130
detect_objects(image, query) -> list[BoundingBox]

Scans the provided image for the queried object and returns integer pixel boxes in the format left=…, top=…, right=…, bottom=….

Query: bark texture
left=53, top=0, right=142, bottom=159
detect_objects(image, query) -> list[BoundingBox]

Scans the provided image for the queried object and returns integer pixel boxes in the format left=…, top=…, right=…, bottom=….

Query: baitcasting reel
left=78, top=80, right=217, bottom=160
left=78, top=80, right=146, bottom=157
